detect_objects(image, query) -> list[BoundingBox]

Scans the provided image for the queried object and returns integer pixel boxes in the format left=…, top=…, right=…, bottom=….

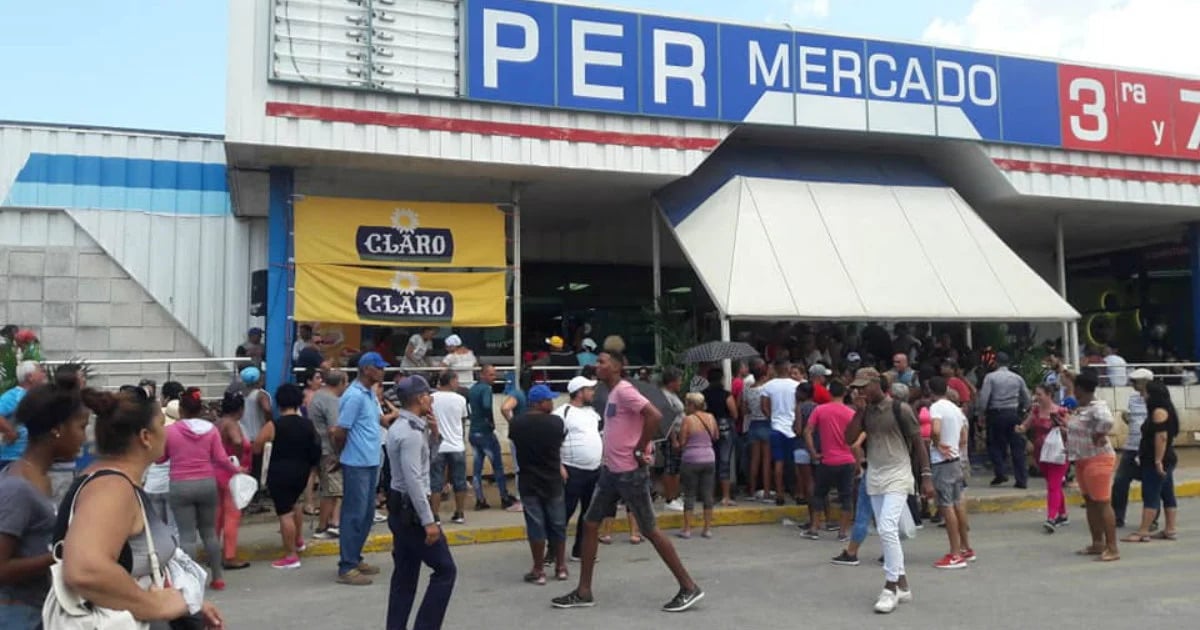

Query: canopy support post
left=511, top=183, right=523, bottom=373
left=720, top=317, right=732, bottom=389
left=965, top=323, right=973, bottom=350
left=1055, top=214, right=1071, bottom=363
left=652, top=204, right=663, bottom=367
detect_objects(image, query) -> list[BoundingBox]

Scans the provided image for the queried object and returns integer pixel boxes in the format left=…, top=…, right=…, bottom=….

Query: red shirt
left=813, top=382, right=833, bottom=405
left=948, top=377, right=972, bottom=405
left=808, top=402, right=857, bottom=466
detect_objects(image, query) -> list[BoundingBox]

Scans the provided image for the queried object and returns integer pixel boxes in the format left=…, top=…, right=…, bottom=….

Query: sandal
left=676, top=530, right=692, bottom=540
left=1097, top=550, right=1121, bottom=562
left=1153, top=530, right=1178, bottom=541
left=598, top=534, right=613, bottom=545
left=629, top=534, right=643, bottom=545
left=1121, top=533, right=1152, bottom=543
left=1075, top=545, right=1103, bottom=556
left=556, top=568, right=569, bottom=581
left=223, top=560, right=251, bottom=570
left=523, top=572, right=547, bottom=586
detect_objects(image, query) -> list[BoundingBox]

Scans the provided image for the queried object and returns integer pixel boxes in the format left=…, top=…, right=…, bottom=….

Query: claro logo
left=355, top=208, right=454, bottom=263
left=356, top=272, right=454, bottom=323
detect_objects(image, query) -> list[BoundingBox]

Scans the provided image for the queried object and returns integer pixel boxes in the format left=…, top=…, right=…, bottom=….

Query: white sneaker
left=665, top=499, right=685, bottom=512
left=373, top=511, right=387, bottom=523
left=896, top=588, right=912, bottom=604
left=754, top=490, right=765, bottom=501
left=874, top=589, right=898, bottom=614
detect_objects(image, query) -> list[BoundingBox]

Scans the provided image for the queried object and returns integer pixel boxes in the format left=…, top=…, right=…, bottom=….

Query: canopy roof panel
left=656, top=150, right=1079, bottom=322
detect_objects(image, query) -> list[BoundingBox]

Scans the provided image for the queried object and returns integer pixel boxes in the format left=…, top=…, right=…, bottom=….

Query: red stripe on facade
left=265, top=102, right=722, bottom=151
left=993, top=158, right=1200, bottom=185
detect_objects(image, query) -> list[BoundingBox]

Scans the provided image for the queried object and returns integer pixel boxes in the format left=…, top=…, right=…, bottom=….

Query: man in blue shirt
left=0, top=361, right=46, bottom=466
left=467, top=364, right=517, bottom=511
left=332, top=352, right=388, bottom=586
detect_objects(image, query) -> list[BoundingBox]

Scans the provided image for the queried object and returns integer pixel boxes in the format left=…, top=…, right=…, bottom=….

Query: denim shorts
left=770, top=431, right=795, bottom=462
left=522, top=493, right=567, bottom=542
left=584, top=466, right=657, bottom=534
left=748, top=420, right=772, bottom=443
left=430, top=450, right=468, bottom=492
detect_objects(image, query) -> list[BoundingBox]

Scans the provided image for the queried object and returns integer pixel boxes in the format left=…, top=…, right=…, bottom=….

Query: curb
left=234, top=480, right=1200, bottom=562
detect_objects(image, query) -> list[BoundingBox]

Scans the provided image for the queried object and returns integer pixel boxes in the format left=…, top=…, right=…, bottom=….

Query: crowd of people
left=0, top=317, right=1186, bottom=628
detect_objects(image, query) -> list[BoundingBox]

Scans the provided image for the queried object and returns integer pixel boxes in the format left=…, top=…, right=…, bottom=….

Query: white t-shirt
left=763, top=378, right=799, bottom=437
left=929, top=398, right=966, bottom=464
left=442, top=350, right=478, bottom=387
left=554, top=403, right=603, bottom=471
left=431, top=390, right=468, bottom=453
left=402, top=334, right=432, bottom=368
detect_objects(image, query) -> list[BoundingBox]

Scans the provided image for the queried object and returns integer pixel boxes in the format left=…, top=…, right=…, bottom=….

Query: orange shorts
left=1076, top=453, right=1116, bottom=502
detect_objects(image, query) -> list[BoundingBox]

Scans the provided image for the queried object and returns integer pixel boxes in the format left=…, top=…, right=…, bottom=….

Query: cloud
left=921, top=0, right=1200, bottom=76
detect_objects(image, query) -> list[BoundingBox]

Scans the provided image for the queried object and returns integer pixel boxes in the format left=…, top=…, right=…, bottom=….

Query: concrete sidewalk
left=228, top=463, right=1200, bottom=562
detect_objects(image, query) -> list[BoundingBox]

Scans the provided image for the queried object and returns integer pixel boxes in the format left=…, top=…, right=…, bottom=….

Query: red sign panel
left=1058, top=65, right=1118, bottom=152
left=1114, top=71, right=1175, bottom=157
left=1174, top=78, right=1200, bottom=161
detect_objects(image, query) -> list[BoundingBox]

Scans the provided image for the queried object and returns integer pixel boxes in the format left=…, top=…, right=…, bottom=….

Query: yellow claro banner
left=294, top=264, right=508, bottom=327
left=294, top=197, right=506, bottom=268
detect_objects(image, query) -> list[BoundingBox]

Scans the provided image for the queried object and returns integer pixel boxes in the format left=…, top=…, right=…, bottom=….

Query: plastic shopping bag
left=1040, top=429, right=1067, bottom=465
left=230, top=473, right=259, bottom=510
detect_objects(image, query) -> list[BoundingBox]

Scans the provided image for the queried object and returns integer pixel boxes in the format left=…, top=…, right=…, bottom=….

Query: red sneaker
left=210, top=579, right=226, bottom=591
left=960, top=548, right=977, bottom=562
left=933, top=553, right=967, bottom=570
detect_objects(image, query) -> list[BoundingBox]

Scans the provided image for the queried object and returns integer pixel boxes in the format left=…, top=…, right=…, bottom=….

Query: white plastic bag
left=230, top=473, right=259, bottom=510
left=1040, top=429, right=1067, bottom=465
left=166, top=548, right=207, bottom=615
left=899, top=504, right=918, bottom=540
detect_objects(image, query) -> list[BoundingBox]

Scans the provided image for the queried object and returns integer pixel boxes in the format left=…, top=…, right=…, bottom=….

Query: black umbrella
left=679, top=341, right=760, bottom=364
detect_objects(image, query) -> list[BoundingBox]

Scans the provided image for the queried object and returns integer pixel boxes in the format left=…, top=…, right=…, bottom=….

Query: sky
left=0, top=0, right=1197, bottom=135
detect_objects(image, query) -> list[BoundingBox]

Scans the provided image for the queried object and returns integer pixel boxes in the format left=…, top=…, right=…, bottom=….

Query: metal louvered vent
left=270, top=0, right=459, bottom=96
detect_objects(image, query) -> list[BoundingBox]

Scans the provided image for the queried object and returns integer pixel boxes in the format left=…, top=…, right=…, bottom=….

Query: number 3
left=1069, top=77, right=1108, bottom=142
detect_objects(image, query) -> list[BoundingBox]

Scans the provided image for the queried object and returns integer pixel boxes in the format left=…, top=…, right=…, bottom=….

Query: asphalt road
left=211, top=500, right=1196, bottom=629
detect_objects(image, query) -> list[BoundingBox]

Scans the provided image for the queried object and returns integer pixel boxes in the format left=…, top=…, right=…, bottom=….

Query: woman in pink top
left=160, top=387, right=240, bottom=590
left=674, top=393, right=718, bottom=539
left=216, top=392, right=253, bottom=571
left=1019, top=385, right=1069, bottom=533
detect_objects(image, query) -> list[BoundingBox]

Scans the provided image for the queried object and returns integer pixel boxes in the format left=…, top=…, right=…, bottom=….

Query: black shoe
left=831, top=551, right=860, bottom=566
left=552, top=590, right=595, bottom=609
left=1014, top=483, right=1028, bottom=489
left=775, top=496, right=785, bottom=506
left=475, top=500, right=491, bottom=511
left=1054, top=515, right=1070, bottom=527
left=1043, top=519, right=1057, bottom=534
left=876, top=555, right=885, bottom=565
left=930, top=514, right=944, bottom=525
left=794, top=497, right=809, bottom=506
left=501, top=498, right=517, bottom=510
left=989, top=476, right=1009, bottom=487
left=662, top=587, right=705, bottom=612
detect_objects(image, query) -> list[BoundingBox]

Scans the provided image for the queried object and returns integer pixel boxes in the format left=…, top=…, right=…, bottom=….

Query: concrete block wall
left=1, top=243, right=214, bottom=390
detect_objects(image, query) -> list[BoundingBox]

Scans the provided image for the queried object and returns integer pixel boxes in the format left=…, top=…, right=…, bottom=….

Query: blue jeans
left=850, top=473, right=873, bottom=545
left=1141, top=461, right=1177, bottom=511
left=386, top=495, right=456, bottom=630
left=339, top=464, right=379, bottom=576
left=522, top=493, right=567, bottom=543
left=469, top=432, right=511, bottom=503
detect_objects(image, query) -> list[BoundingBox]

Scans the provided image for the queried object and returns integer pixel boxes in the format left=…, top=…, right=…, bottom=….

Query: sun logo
left=390, top=271, right=420, bottom=295
left=391, top=208, right=420, bottom=233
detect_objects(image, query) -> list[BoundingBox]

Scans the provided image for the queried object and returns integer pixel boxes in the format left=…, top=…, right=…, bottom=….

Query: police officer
left=385, top=375, right=457, bottom=630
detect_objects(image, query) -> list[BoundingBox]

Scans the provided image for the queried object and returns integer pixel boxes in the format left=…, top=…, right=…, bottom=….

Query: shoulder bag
left=43, top=471, right=164, bottom=630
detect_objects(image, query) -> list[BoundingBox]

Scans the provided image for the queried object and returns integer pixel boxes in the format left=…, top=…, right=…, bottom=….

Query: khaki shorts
left=319, top=453, right=344, bottom=498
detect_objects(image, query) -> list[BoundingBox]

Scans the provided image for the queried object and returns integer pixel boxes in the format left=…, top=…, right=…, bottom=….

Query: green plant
left=643, top=297, right=701, bottom=379
left=1012, top=344, right=1050, bottom=390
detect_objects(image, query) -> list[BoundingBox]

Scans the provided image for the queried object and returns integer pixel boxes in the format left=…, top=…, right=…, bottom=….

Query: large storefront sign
left=463, top=0, right=1200, bottom=160
left=294, top=197, right=506, bottom=268
left=295, top=264, right=507, bottom=327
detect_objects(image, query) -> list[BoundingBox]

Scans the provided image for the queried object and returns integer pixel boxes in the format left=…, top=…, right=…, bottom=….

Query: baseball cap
left=239, top=366, right=261, bottom=385
left=358, top=352, right=389, bottom=370
left=850, top=367, right=882, bottom=387
left=567, top=376, right=598, bottom=395
left=445, top=334, right=463, bottom=348
left=1129, top=368, right=1154, bottom=381
left=846, top=352, right=862, bottom=364
left=546, top=335, right=565, bottom=349
left=808, top=364, right=831, bottom=377
left=527, top=384, right=556, bottom=403
left=581, top=338, right=597, bottom=351
left=247, top=327, right=263, bottom=337
left=394, top=375, right=430, bottom=399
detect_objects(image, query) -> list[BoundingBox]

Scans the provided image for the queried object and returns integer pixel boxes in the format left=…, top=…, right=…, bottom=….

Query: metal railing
left=42, top=357, right=254, bottom=399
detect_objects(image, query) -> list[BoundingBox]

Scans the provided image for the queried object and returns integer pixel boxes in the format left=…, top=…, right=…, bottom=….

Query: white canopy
left=666, top=175, right=1079, bottom=322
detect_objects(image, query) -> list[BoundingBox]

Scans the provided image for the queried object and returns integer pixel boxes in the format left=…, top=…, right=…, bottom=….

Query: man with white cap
left=1112, top=367, right=1157, bottom=528
left=440, top=334, right=478, bottom=388
left=555, top=375, right=603, bottom=562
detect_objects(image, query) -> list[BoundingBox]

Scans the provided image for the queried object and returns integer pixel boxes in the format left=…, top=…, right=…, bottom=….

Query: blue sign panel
left=461, top=0, right=1188, bottom=159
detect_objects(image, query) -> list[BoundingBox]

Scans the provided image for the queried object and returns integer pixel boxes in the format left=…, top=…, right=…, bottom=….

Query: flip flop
left=676, top=531, right=692, bottom=540
left=629, top=535, right=644, bottom=545
left=1121, top=533, right=1152, bottom=543
left=1097, top=550, right=1121, bottom=562
left=523, top=572, right=547, bottom=585
left=1153, top=531, right=1178, bottom=541
left=556, top=568, right=569, bottom=581
left=1075, top=546, right=1103, bottom=556
left=598, top=535, right=613, bottom=545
